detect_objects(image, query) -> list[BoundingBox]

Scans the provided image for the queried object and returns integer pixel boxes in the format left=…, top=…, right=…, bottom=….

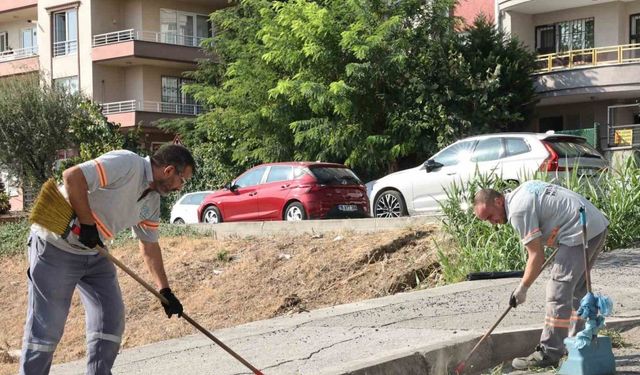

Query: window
left=505, top=138, right=531, bottom=157
left=161, top=76, right=198, bottom=114
left=53, top=8, right=77, bottom=56
left=183, top=192, right=208, bottom=205
left=266, top=166, right=293, bottom=183
left=309, top=166, right=361, bottom=185
left=0, top=32, right=8, bottom=52
left=631, top=14, right=640, bottom=44
left=235, top=167, right=266, bottom=188
left=471, top=138, right=504, bottom=162
left=160, top=9, right=212, bottom=47
left=432, top=140, right=476, bottom=167
left=54, top=76, right=79, bottom=94
left=535, top=25, right=555, bottom=54
left=535, top=18, right=594, bottom=54
left=21, top=27, right=37, bottom=51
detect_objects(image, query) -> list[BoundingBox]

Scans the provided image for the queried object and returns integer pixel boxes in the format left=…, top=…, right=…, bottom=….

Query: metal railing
left=92, top=29, right=207, bottom=48
left=53, top=40, right=77, bottom=57
left=101, top=100, right=203, bottom=116
left=535, top=43, right=640, bottom=73
left=0, top=46, right=39, bottom=62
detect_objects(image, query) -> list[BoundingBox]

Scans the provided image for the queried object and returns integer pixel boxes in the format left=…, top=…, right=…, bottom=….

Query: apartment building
left=455, top=0, right=495, bottom=24
left=0, top=0, right=229, bottom=210
left=498, top=0, right=640, bottom=157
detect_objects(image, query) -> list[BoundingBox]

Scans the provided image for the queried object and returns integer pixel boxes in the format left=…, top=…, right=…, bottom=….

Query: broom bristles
left=29, top=179, right=75, bottom=236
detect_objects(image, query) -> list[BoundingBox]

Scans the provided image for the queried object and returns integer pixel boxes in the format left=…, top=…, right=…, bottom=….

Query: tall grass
left=437, top=157, right=640, bottom=283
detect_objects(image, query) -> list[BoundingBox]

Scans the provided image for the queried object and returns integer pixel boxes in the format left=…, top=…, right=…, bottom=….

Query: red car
left=197, top=162, right=370, bottom=223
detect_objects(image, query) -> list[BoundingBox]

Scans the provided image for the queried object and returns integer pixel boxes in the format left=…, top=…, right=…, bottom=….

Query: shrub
left=0, top=192, right=9, bottom=214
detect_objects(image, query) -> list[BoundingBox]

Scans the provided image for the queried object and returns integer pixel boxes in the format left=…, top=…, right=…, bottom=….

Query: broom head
left=29, top=178, right=75, bottom=236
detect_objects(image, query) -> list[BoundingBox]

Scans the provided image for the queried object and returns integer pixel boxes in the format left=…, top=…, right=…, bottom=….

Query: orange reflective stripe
left=91, top=212, right=114, bottom=239
left=94, top=160, right=107, bottom=187
left=139, top=220, right=159, bottom=231
left=545, top=316, right=570, bottom=328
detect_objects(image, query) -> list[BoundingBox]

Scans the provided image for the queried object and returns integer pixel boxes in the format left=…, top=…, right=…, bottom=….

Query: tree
left=0, top=74, right=126, bottom=189
left=167, top=0, right=536, bottom=181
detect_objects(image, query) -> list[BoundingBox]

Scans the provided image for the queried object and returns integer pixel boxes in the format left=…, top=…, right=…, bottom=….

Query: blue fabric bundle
left=571, top=292, right=614, bottom=350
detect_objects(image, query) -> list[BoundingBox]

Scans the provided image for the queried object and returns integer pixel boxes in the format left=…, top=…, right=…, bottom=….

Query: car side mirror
left=424, top=159, right=443, bottom=172
left=224, top=182, right=238, bottom=192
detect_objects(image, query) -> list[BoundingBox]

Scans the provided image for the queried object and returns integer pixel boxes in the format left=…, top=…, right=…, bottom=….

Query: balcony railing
left=92, top=29, right=207, bottom=48
left=0, top=46, right=38, bottom=62
left=53, top=40, right=78, bottom=57
left=102, top=100, right=203, bottom=116
left=535, top=43, right=640, bottom=74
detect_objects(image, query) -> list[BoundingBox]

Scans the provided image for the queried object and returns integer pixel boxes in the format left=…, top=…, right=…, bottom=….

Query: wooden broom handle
left=95, top=246, right=265, bottom=375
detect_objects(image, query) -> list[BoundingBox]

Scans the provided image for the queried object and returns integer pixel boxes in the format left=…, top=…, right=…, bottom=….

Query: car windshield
left=309, top=166, right=362, bottom=185
left=545, top=138, right=603, bottom=159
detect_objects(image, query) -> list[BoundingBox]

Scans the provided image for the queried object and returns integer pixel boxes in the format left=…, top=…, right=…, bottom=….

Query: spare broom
left=30, top=179, right=265, bottom=375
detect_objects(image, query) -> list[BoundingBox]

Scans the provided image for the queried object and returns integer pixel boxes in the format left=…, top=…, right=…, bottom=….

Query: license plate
left=338, top=204, right=357, bottom=212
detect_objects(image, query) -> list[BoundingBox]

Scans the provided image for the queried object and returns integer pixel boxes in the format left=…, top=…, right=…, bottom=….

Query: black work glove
left=79, top=224, right=104, bottom=249
left=159, top=288, right=183, bottom=318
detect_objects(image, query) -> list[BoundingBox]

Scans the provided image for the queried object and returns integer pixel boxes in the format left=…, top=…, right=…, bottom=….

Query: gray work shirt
left=505, top=180, right=609, bottom=247
left=33, top=150, right=160, bottom=255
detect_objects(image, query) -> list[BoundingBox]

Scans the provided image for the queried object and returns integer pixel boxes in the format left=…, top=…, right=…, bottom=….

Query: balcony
left=92, top=29, right=208, bottom=66
left=0, top=46, right=39, bottom=77
left=499, top=0, right=619, bottom=14
left=0, top=0, right=37, bottom=13
left=535, top=44, right=640, bottom=74
left=102, top=100, right=203, bottom=127
left=533, top=43, right=640, bottom=106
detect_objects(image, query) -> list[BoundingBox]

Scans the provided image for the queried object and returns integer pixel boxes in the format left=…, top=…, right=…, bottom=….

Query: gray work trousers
left=20, top=232, right=125, bottom=375
left=541, top=229, right=608, bottom=360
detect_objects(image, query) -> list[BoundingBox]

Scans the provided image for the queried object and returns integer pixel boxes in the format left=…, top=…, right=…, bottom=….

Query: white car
left=367, top=132, right=609, bottom=217
left=170, top=191, right=213, bottom=224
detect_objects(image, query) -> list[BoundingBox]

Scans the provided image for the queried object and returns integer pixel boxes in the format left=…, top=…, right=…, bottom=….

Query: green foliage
left=437, top=173, right=526, bottom=283
left=0, top=219, right=30, bottom=257
left=162, top=0, right=536, bottom=182
left=0, top=74, right=129, bottom=188
left=217, top=250, right=231, bottom=262
left=437, top=158, right=640, bottom=283
left=0, top=192, right=10, bottom=214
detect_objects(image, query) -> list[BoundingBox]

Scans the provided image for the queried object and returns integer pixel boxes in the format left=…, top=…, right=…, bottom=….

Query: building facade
left=498, top=0, right=640, bottom=156
left=0, top=0, right=229, bottom=210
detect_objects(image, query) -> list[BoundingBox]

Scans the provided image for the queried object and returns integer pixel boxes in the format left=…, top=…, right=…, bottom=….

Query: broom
left=30, top=179, right=265, bottom=375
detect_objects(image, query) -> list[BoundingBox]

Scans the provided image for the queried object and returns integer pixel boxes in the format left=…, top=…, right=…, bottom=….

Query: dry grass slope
left=0, top=225, right=442, bottom=375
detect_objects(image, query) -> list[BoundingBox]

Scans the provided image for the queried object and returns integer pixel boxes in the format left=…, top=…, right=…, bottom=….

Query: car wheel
left=173, top=218, right=185, bottom=224
left=374, top=190, right=407, bottom=218
left=202, top=206, right=222, bottom=224
left=284, top=202, right=307, bottom=221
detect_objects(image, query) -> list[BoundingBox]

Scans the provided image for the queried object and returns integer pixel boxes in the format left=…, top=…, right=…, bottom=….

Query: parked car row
left=170, top=132, right=609, bottom=224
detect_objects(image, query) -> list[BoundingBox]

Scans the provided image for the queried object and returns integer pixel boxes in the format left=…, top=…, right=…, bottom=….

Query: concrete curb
left=189, top=215, right=441, bottom=239
left=335, top=317, right=640, bottom=375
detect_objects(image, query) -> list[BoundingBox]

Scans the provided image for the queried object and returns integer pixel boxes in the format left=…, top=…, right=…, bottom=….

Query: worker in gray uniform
left=473, top=180, right=609, bottom=369
left=20, top=144, right=195, bottom=375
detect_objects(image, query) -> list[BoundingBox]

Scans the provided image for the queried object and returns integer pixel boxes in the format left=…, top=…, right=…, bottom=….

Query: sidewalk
left=50, top=248, right=640, bottom=375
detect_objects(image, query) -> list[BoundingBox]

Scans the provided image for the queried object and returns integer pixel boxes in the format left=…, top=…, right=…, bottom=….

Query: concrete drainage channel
left=340, top=317, right=640, bottom=375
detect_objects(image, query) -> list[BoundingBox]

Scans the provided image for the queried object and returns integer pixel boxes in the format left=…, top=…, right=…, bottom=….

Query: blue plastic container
left=558, top=336, right=616, bottom=375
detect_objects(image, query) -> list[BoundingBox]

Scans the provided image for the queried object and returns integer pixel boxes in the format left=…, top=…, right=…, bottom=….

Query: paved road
left=50, top=249, right=640, bottom=375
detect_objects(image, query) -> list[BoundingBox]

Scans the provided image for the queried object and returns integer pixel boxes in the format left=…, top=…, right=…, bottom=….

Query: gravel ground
left=485, top=327, right=640, bottom=374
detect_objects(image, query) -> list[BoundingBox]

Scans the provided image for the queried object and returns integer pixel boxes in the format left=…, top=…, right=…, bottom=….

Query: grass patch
left=601, top=328, right=629, bottom=348
left=0, top=219, right=30, bottom=257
